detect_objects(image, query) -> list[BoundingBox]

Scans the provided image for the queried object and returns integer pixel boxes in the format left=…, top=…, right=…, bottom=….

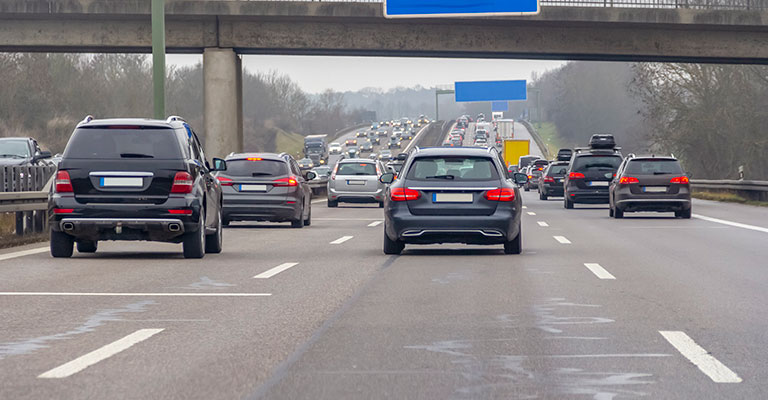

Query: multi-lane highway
left=0, top=123, right=767, bottom=399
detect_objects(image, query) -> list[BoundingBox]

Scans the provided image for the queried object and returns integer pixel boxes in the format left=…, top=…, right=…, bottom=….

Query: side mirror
left=380, top=173, right=395, bottom=184
left=305, top=171, right=317, bottom=180
left=212, top=158, right=227, bottom=171
left=35, top=150, right=52, bottom=160
left=513, top=173, right=529, bottom=185
left=396, top=153, right=408, bottom=161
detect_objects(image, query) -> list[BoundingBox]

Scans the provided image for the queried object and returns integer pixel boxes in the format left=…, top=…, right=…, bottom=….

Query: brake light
left=246, top=157, right=262, bottom=161
left=53, top=208, right=74, bottom=214
left=273, top=176, right=298, bottom=187
left=391, top=188, right=420, bottom=201
left=171, top=171, right=193, bottom=193
left=569, top=172, right=585, bottom=179
left=55, top=170, right=73, bottom=193
left=216, top=177, right=234, bottom=186
left=670, top=176, right=690, bottom=184
left=544, top=176, right=555, bottom=183
left=527, top=175, right=533, bottom=179
left=485, top=188, right=515, bottom=202
left=168, top=209, right=193, bottom=215
left=619, top=176, right=639, bottom=184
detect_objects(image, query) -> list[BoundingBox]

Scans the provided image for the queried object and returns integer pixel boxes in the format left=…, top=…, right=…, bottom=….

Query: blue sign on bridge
left=492, top=101, right=509, bottom=112
left=384, top=0, right=539, bottom=18
left=454, top=80, right=527, bottom=102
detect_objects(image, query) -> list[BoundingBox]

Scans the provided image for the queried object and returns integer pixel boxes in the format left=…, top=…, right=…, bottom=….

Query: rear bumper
left=615, top=197, right=691, bottom=212
left=386, top=207, right=520, bottom=245
left=58, top=218, right=186, bottom=241
left=541, top=183, right=564, bottom=195
left=567, top=188, right=610, bottom=203
left=222, top=203, right=300, bottom=222
left=328, top=187, right=384, bottom=203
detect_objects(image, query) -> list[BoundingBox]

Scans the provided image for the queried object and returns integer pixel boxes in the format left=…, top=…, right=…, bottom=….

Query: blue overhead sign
left=384, top=0, right=539, bottom=18
left=454, top=80, right=527, bottom=102
left=492, top=101, right=509, bottom=112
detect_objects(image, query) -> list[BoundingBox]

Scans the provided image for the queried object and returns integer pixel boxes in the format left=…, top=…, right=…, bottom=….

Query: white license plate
left=100, top=177, right=143, bottom=187
left=239, top=184, right=268, bottom=192
left=433, top=193, right=473, bottom=203
left=347, top=180, right=365, bottom=185
left=643, top=186, right=668, bottom=193
left=588, top=181, right=609, bottom=187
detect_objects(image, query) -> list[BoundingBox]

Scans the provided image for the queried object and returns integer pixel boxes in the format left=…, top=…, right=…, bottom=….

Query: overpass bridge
left=3, top=0, right=768, bottom=155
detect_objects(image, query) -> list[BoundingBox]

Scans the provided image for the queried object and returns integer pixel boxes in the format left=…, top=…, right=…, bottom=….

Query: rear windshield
left=337, top=162, right=377, bottom=176
left=572, top=155, right=622, bottom=172
left=547, top=165, right=568, bottom=176
left=407, top=156, right=499, bottom=181
left=625, top=159, right=683, bottom=175
left=64, top=128, right=181, bottom=159
left=225, top=159, right=288, bottom=177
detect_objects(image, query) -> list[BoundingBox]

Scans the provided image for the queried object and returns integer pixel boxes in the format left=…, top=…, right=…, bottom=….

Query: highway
left=1, top=124, right=767, bottom=399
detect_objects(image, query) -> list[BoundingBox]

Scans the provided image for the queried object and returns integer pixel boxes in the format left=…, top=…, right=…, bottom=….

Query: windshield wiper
left=426, top=175, right=455, bottom=180
left=251, top=172, right=272, bottom=176
left=120, top=153, right=154, bottom=158
left=0, top=154, right=25, bottom=159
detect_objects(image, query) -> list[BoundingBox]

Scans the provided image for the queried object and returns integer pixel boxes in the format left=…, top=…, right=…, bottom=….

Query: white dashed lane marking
left=253, top=262, right=299, bottom=279
left=584, top=263, right=616, bottom=280
left=553, top=236, right=571, bottom=244
left=368, top=220, right=383, bottom=227
left=537, top=221, right=549, bottom=227
left=527, top=212, right=537, bottom=216
left=330, top=236, right=354, bottom=245
left=659, top=331, right=742, bottom=383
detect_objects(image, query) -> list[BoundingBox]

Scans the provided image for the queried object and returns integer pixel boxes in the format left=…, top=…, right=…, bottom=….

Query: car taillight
left=544, top=176, right=555, bottom=183
left=569, top=172, right=585, bottom=179
left=485, top=188, right=515, bottom=202
left=670, top=176, right=690, bottom=184
left=216, top=177, right=234, bottom=186
left=168, top=209, right=193, bottom=215
left=171, top=171, right=193, bottom=193
left=331, top=164, right=339, bottom=180
left=527, top=175, right=533, bottom=179
left=619, top=176, right=639, bottom=184
left=273, top=176, right=298, bottom=187
left=55, top=170, right=73, bottom=193
left=390, top=188, right=420, bottom=201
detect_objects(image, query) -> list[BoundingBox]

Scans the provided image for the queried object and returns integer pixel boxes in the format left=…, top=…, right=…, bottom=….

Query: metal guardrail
left=691, top=179, right=768, bottom=201
left=1, top=165, right=55, bottom=236
left=519, top=120, right=551, bottom=160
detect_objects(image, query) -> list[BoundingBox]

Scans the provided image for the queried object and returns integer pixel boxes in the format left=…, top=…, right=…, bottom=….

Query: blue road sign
left=454, top=80, right=527, bottom=102
left=492, top=101, right=509, bottom=112
left=384, top=0, right=539, bottom=18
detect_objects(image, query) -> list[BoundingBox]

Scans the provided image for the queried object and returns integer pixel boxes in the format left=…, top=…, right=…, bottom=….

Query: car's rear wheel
left=50, top=230, right=74, bottom=258
left=609, top=205, right=614, bottom=217
left=524, top=185, right=530, bottom=192
left=378, top=201, right=384, bottom=208
left=183, top=213, right=206, bottom=259
left=76, top=240, right=98, bottom=253
left=205, top=208, right=223, bottom=254
left=614, top=207, right=624, bottom=219
left=504, top=229, right=522, bottom=255
left=304, top=205, right=312, bottom=226
left=539, top=191, right=548, bottom=201
left=676, top=208, right=692, bottom=219
left=327, top=199, right=338, bottom=208
left=291, top=207, right=305, bottom=228
left=383, top=231, right=404, bottom=255
left=564, top=198, right=574, bottom=209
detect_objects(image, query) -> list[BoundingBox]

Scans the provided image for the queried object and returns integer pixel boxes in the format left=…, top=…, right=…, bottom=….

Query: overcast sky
left=168, top=54, right=566, bottom=93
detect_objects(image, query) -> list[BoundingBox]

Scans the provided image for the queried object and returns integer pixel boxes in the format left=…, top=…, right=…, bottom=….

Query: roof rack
left=79, top=115, right=94, bottom=124
left=166, top=116, right=186, bottom=123
left=574, top=146, right=622, bottom=153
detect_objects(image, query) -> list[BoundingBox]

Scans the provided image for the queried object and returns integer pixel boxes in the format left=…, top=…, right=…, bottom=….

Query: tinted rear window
left=572, top=155, right=622, bottom=172
left=337, top=163, right=377, bottom=176
left=625, top=160, right=683, bottom=175
left=547, top=165, right=568, bottom=176
left=64, top=128, right=181, bottom=159
left=407, top=156, right=499, bottom=181
left=226, top=159, right=288, bottom=177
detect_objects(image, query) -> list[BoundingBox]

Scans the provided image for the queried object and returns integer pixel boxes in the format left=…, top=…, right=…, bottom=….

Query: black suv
left=609, top=155, right=692, bottom=218
left=380, top=147, right=528, bottom=255
left=48, top=116, right=227, bottom=258
left=214, top=152, right=314, bottom=228
left=564, top=138, right=622, bottom=209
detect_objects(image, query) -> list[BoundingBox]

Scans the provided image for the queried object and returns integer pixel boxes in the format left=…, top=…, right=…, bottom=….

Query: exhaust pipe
left=168, top=223, right=181, bottom=232
left=62, top=222, right=75, bottom=231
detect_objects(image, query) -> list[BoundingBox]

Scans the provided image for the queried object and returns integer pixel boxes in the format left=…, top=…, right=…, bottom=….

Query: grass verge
left=274, top=129, right=305, bottom=160
left=532, top=122, right=566, bottom=156
left=692, top=191, right=768, bottom=207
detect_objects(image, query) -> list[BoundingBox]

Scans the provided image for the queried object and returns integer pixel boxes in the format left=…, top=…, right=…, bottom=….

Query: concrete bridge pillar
left=203, top=48, right=243, bottom=159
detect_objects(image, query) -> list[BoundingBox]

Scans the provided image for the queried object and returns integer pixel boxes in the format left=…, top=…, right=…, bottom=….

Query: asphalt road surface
left=0, top=127, right=766, bottom=399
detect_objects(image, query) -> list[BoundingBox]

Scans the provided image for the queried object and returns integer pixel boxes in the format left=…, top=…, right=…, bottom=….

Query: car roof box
left=588, top=134, right=616, bottom=149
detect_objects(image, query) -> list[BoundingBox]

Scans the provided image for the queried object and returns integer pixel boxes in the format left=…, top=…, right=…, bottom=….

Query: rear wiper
left=426, top=175, right=455, bottom=180
left=653, top=171, right=670, bottom=175
left=120, top=153, right=154, bottom=158
left=251, top=172, right=272, bottom=176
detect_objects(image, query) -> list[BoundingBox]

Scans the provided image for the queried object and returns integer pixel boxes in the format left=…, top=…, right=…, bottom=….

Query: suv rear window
left=625, top=159, right=683, bottom=175
left=64, top=128, right=181, bottom=159
left=572, top=155, right=622, bottom=172
left=547, top=165, right=568, bottom=176
left=337, top=163, right=377, bottom=176
left=226, top=159, right=288, bottom=177
left=407, top=156, right=499, bottom=181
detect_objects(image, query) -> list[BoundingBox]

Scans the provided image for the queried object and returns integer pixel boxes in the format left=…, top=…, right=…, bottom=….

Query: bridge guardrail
left=691, top=179, right=768, bottom=201
left=1, top=165, right=55, bottom=236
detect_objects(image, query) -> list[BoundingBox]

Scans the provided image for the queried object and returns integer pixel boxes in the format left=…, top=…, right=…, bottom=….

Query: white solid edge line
left=0, top=292, right=271, bottom=297
left=583, top=263, right=616, bottom=280
left=659, top=331, right=742, bottom=383
left=330, top=235, right=354, bottom=244
left=311, top=199, right=325, bottom=204
left=522, top=206, right=528, bottom=209
left=553, top=236, right=571, bottom=244
left=527, top=212, right=537, bottom=216
left=39, top=329, right=164, bottom=379
left=0, top=247, right=48, bottom=262
left=253, top=262, right=299, bottom=279
left=368, top=220, right=384, bottom=227
left=692, top=214, right=768, bottom=234
left=537, top=221, right=549, bottom=227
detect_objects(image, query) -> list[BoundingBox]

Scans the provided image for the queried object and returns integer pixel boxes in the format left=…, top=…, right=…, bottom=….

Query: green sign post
left=152, top=0, right=166, bottom=119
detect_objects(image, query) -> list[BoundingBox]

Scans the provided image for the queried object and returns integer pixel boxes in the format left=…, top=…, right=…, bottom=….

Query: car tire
left=564, top=198, right=574, bottom=209
left=614, top=208, right=624, bottom=219
left=205, top=209, right=223, bottom=254
left=50, top=230, right=74, bottom=258
left=304, top=205, right=312, bottom=226
left=383, top=231, right=404, bottom=255
left=676, top=208, right=692, bottom=219
left=609, top=206, right=614, bottom=217
left=76, top=240, right=98, bottom=253
left=524, top=185, right=530, bottom=192
left=378, top=201, right=384, bottom=208
left=539, top=191, right=548, bottom=201
left=504, top=229, right=522, bottom=255
left=222, top=219, right=230, bottom=227
left=183, top=213, right=206, bottom=259
left=291, top=207, right=305, bottom=228
left=327, top=199, right=338, bottom=208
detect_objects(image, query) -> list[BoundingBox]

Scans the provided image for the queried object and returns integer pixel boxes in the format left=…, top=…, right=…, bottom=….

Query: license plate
left=643, top=186, right=667, bottom=193
left=588, top=181, right=609, bottom=187
left=433, top=193, right=473, bottom=203
left=239, top=184, right=267, bottom=192
left=100, top=177, right=143, bottom=187
left=347, top=180, right=365, bottom=185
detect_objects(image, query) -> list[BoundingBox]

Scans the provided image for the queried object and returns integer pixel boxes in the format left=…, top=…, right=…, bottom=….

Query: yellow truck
left=503, top=139, right=530, bottom=168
